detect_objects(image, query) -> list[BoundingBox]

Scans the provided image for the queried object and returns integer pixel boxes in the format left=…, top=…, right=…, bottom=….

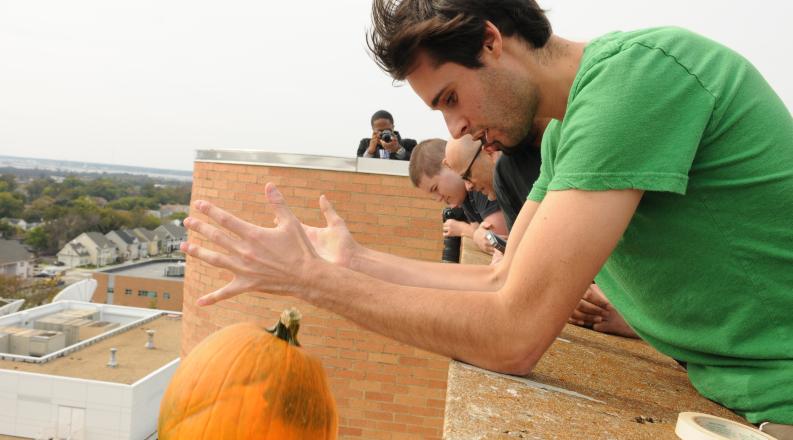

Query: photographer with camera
left=357, top=110, right=417, bottom=160
left=408, top=138, right=507, bottom=257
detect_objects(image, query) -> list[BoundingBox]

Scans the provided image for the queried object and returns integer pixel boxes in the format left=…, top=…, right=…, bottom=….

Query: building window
left=149, top=291, right=157, bottom=298
left=163, top=292, right=171, bottom=300
left=125, top=289, right=132, bottom=295
left=107, top=287, right=114, bottom=293
left=138, top=290, right=147, bottom=297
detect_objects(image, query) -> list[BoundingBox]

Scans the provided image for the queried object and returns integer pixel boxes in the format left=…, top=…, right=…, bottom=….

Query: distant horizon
left=0, top=153, right=193, bottom=173
left=0, top=154, right=193, bottom=181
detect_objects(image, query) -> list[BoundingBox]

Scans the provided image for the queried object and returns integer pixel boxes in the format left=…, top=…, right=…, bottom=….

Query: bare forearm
left=301, top=261, right=551, bottom=374
left=350, top=245, right=503, bottom=290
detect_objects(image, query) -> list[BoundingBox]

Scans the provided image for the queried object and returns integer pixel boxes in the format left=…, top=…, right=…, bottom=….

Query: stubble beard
left=480, top=67, right=540, bottom=154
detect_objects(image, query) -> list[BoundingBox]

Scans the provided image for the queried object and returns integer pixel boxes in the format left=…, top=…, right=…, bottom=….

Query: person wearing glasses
left=408, top=138, right=507, bottom=254
left=182, top=1, right=793, bottom=433
left=445, top=131, right=639, bottom=339
left=444, top=135, right=499, bottom=199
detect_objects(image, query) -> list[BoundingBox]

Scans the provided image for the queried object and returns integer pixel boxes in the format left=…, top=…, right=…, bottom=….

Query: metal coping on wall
left=195, top=149, right=409, bottom=177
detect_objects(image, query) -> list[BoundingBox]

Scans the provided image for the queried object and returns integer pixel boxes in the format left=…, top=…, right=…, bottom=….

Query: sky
left=0, top=0, right=791, bottom=171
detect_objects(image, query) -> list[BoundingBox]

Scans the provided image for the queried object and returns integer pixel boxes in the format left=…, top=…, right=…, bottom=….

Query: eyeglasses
left=460, top=147, right=482, bottom=182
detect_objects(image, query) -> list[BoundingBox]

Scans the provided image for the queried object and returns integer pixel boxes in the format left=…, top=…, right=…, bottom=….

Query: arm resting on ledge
left=182, top=184, right=642, bottom=374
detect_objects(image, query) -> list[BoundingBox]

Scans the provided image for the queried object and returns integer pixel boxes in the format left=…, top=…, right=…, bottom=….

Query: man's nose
left=444, top=112, right=469, bottom=139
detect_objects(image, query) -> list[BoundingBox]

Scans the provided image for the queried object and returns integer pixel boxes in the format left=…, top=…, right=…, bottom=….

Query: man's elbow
left=491, top=345, right=544, bottom=376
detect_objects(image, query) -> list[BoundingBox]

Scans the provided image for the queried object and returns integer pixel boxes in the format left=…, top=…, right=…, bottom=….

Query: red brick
left=338, top=427, right=363, bottom=437
left=185, top=162, right=449, bottom=439
left=365, top=391, right=394, bottom=402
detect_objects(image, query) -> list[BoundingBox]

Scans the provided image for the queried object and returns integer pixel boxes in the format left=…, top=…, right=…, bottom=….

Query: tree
left=23, top=196, right=55, bottom=222
left=86, top=177, right=126, bottom=201
left=107, top=196, right=158, bottom=211
left=23, top=177, right=54, bottom=202
left=130, top=208, right=162, bottom=230
left=0, top=275, right=60, bottom=309
left=0, top=192, right=24, bottom=218
left=0, top=174, right=17, bottom=192
left=24, top=226, right=50, bottom=252
left=98, top=208, right=133, bottom=233
left=166, top=212, right=187, bottom=223
left=71, top=195, right=100, bottom=213
left=0, top=274, right=23, bottom=297
left=0, top=220, right=18, bottom=239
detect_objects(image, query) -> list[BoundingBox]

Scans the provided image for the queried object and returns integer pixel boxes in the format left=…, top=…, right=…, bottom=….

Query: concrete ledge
left=443, top=326, right=753, bottom=439
left=447, top=239, right=752, bottom=439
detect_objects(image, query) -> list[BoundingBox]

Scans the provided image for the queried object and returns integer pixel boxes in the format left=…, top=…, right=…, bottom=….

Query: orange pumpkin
left=158, top=308, right=338, bottom=439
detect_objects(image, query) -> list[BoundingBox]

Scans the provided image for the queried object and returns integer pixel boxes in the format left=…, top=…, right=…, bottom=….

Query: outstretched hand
left=301, top=195, right=358, bottom=268
left=181, top=183, right=320, bottom=306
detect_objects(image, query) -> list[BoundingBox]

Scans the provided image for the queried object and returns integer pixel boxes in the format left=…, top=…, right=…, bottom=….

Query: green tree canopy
left=24, top=226, right=50, bottom=252
left=0, top=192, right=24, bottom=218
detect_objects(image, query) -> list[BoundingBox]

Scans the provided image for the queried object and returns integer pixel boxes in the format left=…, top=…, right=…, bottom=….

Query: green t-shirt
left=528, top=27, right=793, bottom=424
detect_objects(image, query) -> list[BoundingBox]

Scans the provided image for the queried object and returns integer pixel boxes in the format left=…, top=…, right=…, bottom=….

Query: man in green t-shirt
left=179, top=0, right=793, bottom=433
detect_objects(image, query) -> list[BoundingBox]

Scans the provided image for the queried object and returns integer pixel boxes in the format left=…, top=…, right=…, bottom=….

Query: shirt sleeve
left=534, top=43, right=715, bottom=199
left=399, top=138, right=417, bottom=161
left=495, top=147, right=541, bottom=230
left=527, top=121, right=560, bottom=202
left=493, top=166, right=518, bottom=230
left=461, top=195, right=481, bottom=223
left=472, top=191, right=500, bottom=219
left=357, top=138, right=371, bottom=157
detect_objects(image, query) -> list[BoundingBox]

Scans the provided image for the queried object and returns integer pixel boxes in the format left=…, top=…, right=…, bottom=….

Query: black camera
left=379, top=129, right=394, bottom=143
left=441, top=207, right=467, bottom=263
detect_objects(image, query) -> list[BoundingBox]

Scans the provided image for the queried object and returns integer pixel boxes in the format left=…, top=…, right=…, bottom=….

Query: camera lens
left=441, top=207, right=466, bottom=263
left=380, top=130, right=393, bottom=143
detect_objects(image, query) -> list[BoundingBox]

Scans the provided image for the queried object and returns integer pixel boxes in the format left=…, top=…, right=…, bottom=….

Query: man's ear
left=481, top=21, right=503, bottom=60
left=442, top=158, right=451, bottom=167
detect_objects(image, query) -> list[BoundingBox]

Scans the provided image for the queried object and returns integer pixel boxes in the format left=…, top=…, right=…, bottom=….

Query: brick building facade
left=183, top=151, right=449, bottom=439
left=93, top=259, right=185, bottom=311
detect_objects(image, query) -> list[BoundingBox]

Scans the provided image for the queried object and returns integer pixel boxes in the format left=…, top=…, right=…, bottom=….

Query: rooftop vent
left=164, top=263, right=185, bottom=277
left=145, top=330, right=155, bottom=349
left=107, top=347, right=118, bottom=368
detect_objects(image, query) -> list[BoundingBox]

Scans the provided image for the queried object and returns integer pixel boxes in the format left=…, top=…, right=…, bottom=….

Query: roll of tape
left=675, top=412, right=776, bottom=440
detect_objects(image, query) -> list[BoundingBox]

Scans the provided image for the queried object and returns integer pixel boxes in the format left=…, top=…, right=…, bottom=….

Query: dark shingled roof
left=0, top=239, right=33, bottom=265
left=109, top=229, right=136, bottom=245
left=84, top=232, right=116, bottom=249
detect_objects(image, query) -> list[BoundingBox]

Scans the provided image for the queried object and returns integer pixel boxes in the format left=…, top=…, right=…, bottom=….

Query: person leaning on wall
left=183, top=1, right=793, bottom=436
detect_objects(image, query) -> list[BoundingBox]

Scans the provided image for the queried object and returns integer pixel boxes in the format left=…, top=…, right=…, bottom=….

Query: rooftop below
left=99, top=258, right=185, bottom=280
left=0, top=313, right=180, bottom=384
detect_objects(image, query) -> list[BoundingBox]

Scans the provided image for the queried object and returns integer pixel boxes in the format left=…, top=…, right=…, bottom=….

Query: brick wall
left=183, top=160, right=449, bottom=439
left=93, top=272, right=183, bottom=311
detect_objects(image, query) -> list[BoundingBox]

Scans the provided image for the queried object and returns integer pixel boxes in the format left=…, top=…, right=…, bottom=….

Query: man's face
left=445, top=135, right=498, bottom=200
left=406, top=51, right=539, bottom=152
left=372, top=118, right=394, bottom=135
left=417, top=167, right=468, bottom=207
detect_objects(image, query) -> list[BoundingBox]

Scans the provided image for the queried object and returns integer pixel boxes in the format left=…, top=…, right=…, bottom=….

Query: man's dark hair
left=371, top=109, right=394, bottom=126
left=409, top=138, right=446, bottom=186
left=368, top=0, right=552, bottom=80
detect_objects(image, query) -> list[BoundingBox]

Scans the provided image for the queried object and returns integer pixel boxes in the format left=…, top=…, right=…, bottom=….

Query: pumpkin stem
left=267, top=307, right=302, bottom=346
